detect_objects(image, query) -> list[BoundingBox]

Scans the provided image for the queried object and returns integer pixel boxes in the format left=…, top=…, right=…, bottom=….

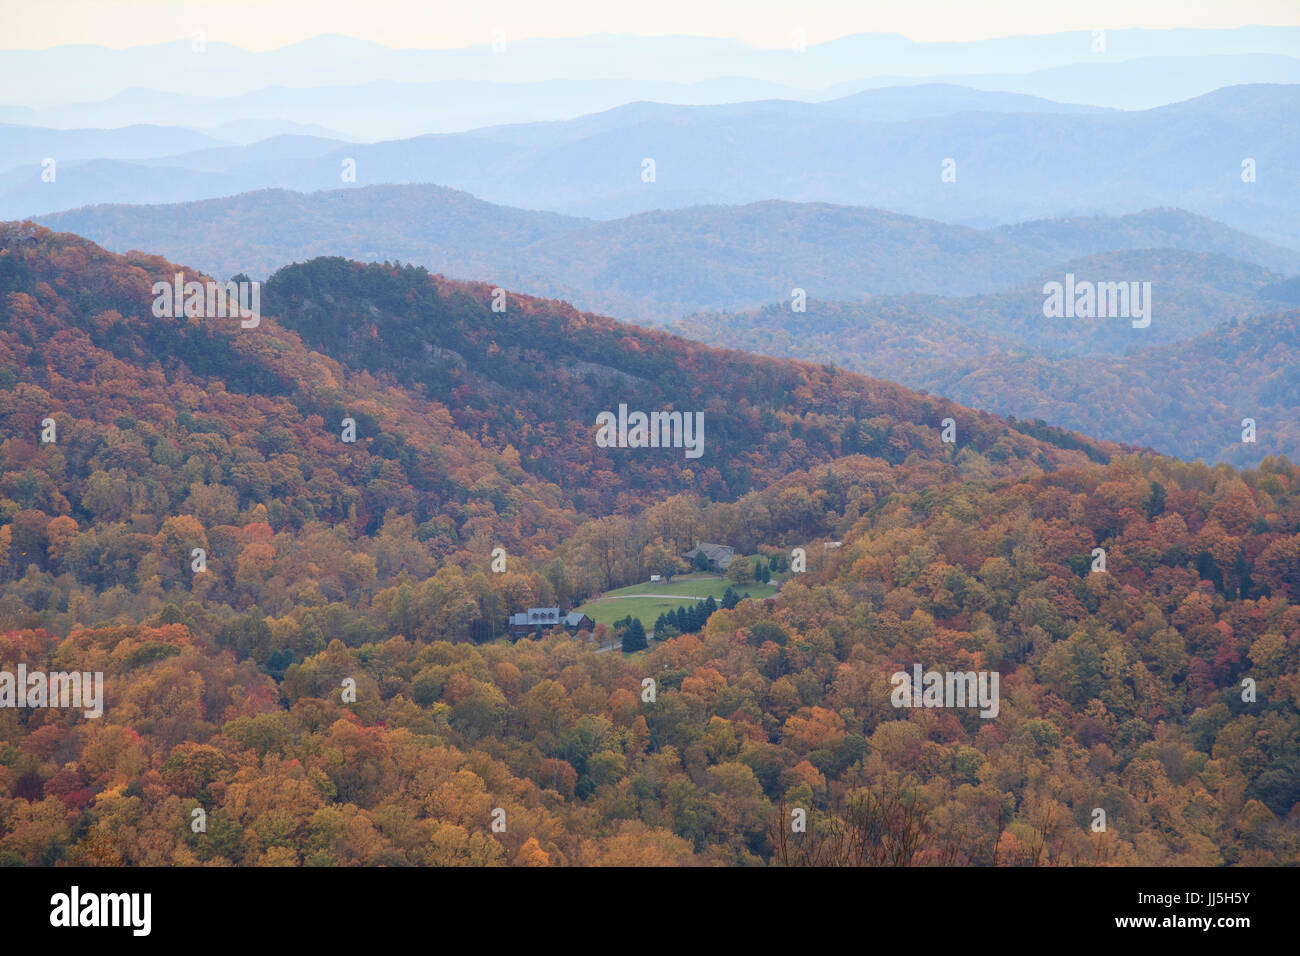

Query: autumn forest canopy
left=0, top=221, right=1296, bottom=869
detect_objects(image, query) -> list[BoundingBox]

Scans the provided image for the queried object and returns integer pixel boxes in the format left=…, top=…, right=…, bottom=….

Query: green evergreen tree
left=1146, top=480, right=1167, bottom=518
left=623, top=618, right=648, bottom=652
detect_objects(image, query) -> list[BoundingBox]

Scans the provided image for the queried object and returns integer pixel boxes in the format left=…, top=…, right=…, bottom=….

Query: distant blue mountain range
left=10, top=83, right=1299, bottom=248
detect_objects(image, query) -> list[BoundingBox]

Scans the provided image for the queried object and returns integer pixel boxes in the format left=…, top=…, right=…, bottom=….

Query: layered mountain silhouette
left=10, top=84, right=1299, bottom=247
left=35, top=185, right=1300, bottom=322
left=5, top=26, right=1297, bottom=121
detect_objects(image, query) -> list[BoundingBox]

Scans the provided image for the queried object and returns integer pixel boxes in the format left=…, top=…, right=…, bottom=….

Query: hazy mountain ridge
left=6, top=26, right=1297, bottom=111
left=32, top=184, right=1300, bottom=323
left=10, top=83, right=1298, bottom=247
left=671, top=267, right=1300, bottom=464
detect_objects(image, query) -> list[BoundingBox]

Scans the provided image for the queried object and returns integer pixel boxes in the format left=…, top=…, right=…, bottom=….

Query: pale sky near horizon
left=3, top=0, right=1299, bottom=50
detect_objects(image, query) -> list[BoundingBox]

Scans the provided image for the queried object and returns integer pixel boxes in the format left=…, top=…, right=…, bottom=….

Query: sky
left=4, top=0, right=1300, bottom=50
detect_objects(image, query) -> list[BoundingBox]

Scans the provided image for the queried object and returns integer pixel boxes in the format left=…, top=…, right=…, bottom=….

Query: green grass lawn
left=575, top=569, right=780, bottom=629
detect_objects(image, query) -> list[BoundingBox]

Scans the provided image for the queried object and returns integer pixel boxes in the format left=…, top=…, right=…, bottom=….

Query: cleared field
left=575, top=571, right=780, bottom=629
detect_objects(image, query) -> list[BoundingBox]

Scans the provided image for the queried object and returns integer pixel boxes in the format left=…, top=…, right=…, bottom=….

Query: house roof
left=509, top=607, right=592, bottom=629
left=510, top=607, right=561, bottom=626
left=683, top=542, right=736, bottom=566
left=683, top=542, right=734, bottom=559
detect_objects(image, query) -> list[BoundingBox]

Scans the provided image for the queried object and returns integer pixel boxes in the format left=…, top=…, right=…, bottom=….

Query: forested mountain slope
left=673, top=253, right=1300, bottom=464
left=0, top=223, right=1295, bottom=867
